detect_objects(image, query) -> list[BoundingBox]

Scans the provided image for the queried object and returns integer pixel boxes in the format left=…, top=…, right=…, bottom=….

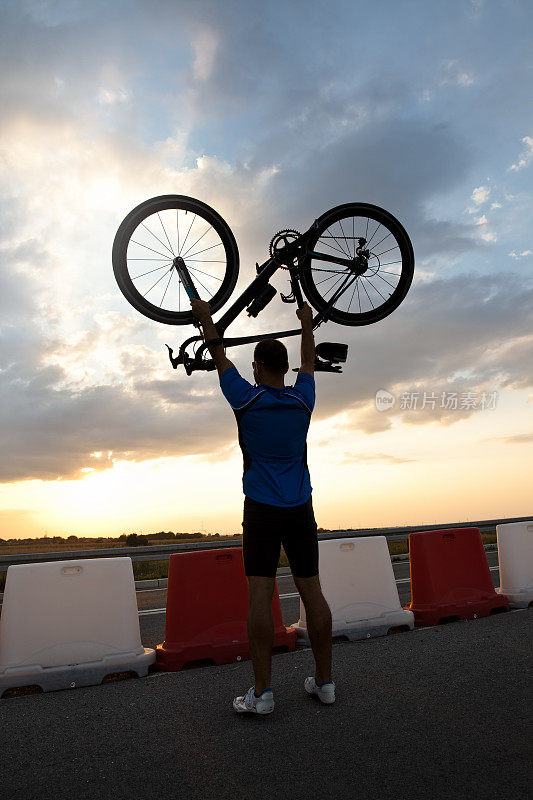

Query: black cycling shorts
left=241, top=495, right=319, bottom=579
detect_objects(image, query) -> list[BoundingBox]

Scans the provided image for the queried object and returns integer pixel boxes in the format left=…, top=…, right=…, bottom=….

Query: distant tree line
left=2, top=528, right=329, bottom=546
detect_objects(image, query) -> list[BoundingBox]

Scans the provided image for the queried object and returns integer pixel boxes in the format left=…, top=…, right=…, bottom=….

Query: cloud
left=484, top=433, right=533, bottom=445
left=438, top=59, right=476, bottom=87
left=1, top=0, right=532, bottom=484
left=192, top=27, right=219, bottom=81
left=340, top=452, right=415, bottom=465
left=508, top=136, right=533, bottom=172
left=471, top=185, right=490, bottom=205
left=509, top=249, right=532, bottom=259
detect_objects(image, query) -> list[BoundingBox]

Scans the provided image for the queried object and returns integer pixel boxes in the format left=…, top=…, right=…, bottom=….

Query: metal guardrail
left=0, top=516, right=530, bottom=573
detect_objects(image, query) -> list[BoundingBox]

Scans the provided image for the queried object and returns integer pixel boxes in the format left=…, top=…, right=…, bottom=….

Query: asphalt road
left=2, top=549, right=531, bottom=800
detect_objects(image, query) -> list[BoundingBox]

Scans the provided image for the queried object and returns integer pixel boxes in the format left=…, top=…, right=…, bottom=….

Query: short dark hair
left=254, top=338, right=289, bottom=373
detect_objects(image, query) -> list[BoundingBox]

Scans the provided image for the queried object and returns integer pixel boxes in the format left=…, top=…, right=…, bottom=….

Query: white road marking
left=139, top=607, right=167, bottom=616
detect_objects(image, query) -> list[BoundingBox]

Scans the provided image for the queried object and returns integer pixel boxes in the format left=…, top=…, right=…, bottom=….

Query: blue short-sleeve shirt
left=220, top=366, right=315, bottom=507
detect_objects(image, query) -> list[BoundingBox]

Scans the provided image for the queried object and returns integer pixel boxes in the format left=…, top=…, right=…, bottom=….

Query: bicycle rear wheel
left=112, top=195, right=239, bottom=325
left=300, top=203, right=414, bottom=326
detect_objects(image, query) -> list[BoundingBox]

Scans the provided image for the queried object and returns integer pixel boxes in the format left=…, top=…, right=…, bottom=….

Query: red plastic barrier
left=156, top=548, right=296, bottom=670
left=404, top=527, right=509, bottom=626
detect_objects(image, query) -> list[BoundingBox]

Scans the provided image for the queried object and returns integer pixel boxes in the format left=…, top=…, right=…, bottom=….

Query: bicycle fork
left=172, top=256, right=203, bottom=331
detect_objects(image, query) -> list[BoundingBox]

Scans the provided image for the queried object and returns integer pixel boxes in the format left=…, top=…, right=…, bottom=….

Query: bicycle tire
left=112, top=195, right=239, bottom=325
left=300, top=202, right=414, bottom=326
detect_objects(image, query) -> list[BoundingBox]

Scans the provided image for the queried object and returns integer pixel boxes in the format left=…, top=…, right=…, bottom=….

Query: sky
left=0, top=0, right=532, bottom=539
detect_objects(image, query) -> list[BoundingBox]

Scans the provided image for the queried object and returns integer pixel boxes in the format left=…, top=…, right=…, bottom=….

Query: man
left=190, top=297, right=335, bottom=715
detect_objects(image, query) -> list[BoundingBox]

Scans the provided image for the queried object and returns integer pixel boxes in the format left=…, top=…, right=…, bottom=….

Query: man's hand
left=190, top=298, right=212, bottom=325
left=296, top=302, right=313, bottom=327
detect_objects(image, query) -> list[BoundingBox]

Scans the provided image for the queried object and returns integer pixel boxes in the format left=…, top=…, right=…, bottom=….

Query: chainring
left=269, top=229, right=302, bottom=267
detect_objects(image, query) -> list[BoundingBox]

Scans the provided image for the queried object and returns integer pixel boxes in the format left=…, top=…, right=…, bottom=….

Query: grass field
left=0, top=531, right=497, bottom=592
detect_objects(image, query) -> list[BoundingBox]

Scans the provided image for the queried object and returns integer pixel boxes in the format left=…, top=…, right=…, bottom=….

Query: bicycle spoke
left=132, top=262, right=173, bottom=280
left=145, top=267, right=173, bottom=298
left=323, top=225, right=352, bottom=258
left=360, top=275, right=374, bottom=309
left=179, top=213, right=196, bottom=255
left=141, top=222, right=175, bottom=257
left=191, top=272, right=211, bottom=297
left=188, top=265, right=223, bottom=281
left=372, top=271, right=397, bottom=291
left=157, top=212, right=175, bottom=256
left=347, top=279, right=358, bottom=313
left=372, top=231, right=392, bottom=251
left=314, top=270, right=348, bottom=287
left=315, top=239, right=352, bottom=260
left=160, top=270, right=174, bottom=307
left=373, top=245, right=400, bottom=258
left=180, top=224, right=213, bottom=259
left=362, top=274, right=387, bottom=302
left=129, top=239, right=172, bottom=259
left=327, top=273, right=357, bottom=308
left=356, top=278, right=362, bottom=313
left=185, top=242, right=223, bottom=259
left=338, top=218, right=351, bottom=257
left=366, top=223, right=381, bottom=248
left=176, top=210, right=180, bottom=255
left=323, top=271, right=351, bottom=301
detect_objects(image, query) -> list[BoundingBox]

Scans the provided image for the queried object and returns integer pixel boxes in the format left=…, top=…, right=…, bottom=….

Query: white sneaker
left=233, top=686, right=275, bottom=715
left=304, top=677, right=336, bottom=704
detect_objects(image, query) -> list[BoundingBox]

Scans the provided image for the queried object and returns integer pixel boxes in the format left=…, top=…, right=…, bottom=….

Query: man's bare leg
left=246, top=576, right=275, bottom=694
left=293, top=574, right=332, bottom=683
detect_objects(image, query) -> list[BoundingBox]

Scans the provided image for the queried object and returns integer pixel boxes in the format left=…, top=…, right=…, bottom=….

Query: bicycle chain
left=269, top=228, right=376, bottom=275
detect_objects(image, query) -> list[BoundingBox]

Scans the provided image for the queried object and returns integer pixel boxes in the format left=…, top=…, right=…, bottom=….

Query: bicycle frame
left=167, top=221, right=362, bottom=374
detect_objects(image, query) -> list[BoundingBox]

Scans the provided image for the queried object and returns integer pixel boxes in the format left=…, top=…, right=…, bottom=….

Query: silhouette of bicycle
left=112, top=195, right=414, bottom=374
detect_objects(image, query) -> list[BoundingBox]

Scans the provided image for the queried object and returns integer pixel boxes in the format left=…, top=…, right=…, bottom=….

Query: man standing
left=190, top=298, right=334, bottom=715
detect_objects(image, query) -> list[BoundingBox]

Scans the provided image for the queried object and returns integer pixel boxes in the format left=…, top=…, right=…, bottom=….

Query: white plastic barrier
left=496, top=521, right=533, bottom=608
left=292, top=536, right=414, bottom=644
left=0, top=557, right=155, bottom=694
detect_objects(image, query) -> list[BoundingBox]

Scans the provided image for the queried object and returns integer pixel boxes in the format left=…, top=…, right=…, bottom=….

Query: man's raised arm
left=190, top=298, right=234, bottom=378
left=296, top=303, right=315, bottom=377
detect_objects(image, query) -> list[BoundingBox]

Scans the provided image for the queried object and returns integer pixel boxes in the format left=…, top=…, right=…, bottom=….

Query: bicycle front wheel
left=112, top=195, right=239, bottom=325
left=300, top=203, right=414, bottom=326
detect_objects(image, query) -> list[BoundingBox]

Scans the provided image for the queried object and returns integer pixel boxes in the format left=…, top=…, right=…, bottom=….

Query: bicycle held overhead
left=112, top=195, right=415, bottom=375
